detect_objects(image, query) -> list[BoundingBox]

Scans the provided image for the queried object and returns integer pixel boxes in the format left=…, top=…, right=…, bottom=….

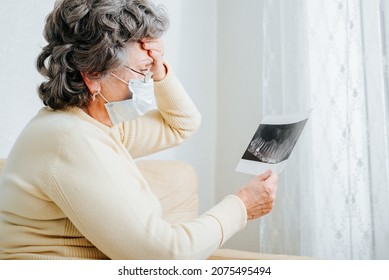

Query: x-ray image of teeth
left=242, top=120, right=308, bottom=164
left=236, top=110, right=311, bottom=175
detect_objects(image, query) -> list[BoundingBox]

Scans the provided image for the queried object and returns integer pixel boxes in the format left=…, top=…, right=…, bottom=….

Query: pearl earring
left=92, top=90, right=100, bottom=101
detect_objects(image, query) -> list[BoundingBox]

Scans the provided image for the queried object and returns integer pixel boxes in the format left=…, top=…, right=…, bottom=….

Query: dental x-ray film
left=235, top=110, right=311, bottom=175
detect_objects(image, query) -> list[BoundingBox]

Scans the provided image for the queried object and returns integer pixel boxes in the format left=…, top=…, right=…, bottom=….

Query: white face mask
left=99, top=72, right=155, bottom=126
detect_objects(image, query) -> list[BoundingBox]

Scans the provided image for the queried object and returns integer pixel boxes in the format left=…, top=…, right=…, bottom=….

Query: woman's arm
left=45, top=126, right=245, bottom=260
left=121, top=64, right=202, bottom=158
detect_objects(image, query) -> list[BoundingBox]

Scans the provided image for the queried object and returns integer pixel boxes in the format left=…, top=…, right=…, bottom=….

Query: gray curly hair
left=37, top=0, right=169, bottom=110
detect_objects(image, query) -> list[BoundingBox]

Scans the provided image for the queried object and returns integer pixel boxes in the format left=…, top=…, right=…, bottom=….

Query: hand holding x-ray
left=236, top=169, right=278, bottom=220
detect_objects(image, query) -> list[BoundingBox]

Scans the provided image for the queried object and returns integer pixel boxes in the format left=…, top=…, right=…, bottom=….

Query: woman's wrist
left=152, top=63, right=168, bottom=82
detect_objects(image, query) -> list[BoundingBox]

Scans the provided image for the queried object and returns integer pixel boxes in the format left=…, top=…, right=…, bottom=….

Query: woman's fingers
left=257, top=169, right=272, bottom=181
left=236, top=171, right=278, bottom=221
left=141, top=38, right=164, bottom=56
left=140, top=38, right=166, bottom=80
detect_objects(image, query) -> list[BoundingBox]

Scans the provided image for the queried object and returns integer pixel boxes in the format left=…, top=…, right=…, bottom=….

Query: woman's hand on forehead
left=140, top=38, right=166, bottom=81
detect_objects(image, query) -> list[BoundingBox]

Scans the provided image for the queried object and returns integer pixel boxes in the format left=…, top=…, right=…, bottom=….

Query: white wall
left=216, top=0, right=264, bottom=251
left=0, top=0, right=54, bottom=158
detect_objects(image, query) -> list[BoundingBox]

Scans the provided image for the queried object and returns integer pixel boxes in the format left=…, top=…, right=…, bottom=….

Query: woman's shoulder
left=25, top=107, right=87, bottom=140
left=30, top=106, right=109, bottom=137
left=3, top=108, right=92, bottom=181
left=13, top=107, right=105, bottom=155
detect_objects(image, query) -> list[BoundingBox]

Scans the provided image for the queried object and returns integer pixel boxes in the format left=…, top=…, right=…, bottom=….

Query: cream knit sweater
left=0, top=67, right=247, bottom=260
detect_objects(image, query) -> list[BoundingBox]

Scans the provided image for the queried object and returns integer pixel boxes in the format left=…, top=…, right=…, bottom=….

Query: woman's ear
left=80, top=72, right=101, bottom=95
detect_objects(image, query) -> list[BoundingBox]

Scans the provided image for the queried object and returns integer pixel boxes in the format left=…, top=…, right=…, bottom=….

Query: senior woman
left=0, top=0, right=278, bottom=260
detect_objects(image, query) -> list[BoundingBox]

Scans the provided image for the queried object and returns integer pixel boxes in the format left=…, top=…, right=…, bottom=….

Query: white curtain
left=260, top=0, right=389, bottom=259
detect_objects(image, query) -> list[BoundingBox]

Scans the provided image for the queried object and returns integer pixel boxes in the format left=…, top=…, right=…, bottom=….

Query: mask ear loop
left=96, top=91, right=110, bottom=104
left=110, top=72, right=133, bottom=99
left=110, top=73, right=129, bottom=85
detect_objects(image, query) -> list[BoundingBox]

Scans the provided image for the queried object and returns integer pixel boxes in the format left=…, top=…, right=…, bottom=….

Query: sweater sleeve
left=44, top=126, right=246, bottom=260
left=121, top=63, right=202, bottom=158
